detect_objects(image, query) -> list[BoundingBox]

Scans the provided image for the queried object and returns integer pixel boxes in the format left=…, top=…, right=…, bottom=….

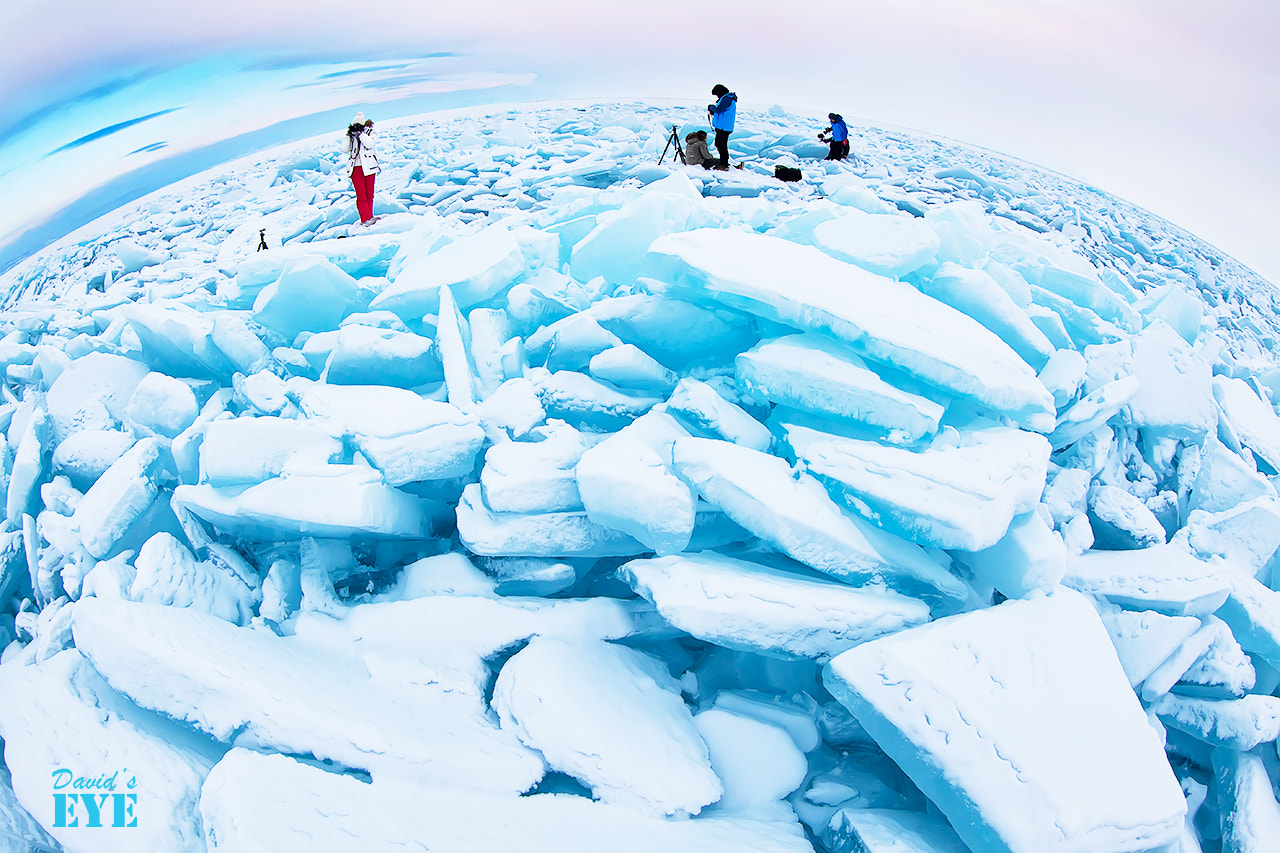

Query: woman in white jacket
left=346, top=112, right=380, bottom=226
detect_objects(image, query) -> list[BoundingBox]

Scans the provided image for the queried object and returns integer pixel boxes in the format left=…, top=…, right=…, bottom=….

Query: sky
left=1, top=0, right=1277, bottom=286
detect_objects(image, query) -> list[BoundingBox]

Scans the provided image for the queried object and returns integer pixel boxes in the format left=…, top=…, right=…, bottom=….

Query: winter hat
left=352, top=111, right=366, bottom=125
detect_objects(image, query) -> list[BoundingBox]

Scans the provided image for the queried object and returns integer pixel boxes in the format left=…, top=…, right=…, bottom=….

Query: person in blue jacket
left=820, top=113, right=850, bottom=161
left=706, top=84, right=737, bottom=170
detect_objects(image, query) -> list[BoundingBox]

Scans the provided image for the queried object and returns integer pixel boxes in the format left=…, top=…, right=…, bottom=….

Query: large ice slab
left=1213, top=376, right=1280, bottom=475
left=646, top=228, right=1055, bottom=430
left=1061, top=545, right=1232, bottom=616
left=126, top=301, right=237, bottom=380
left=1151, top=693, right=1280, bottom=751
left=45, top=352, right=150, bottom=443
left=71, top=436, right=165, bottom=558
left=670, top=436, right=967, bottom=609
left=913, top=262, right=1054, bottom=371
left=458, top=482, right=647, bottom=557
left=788, top=422, right=1051, bottom=551
left=173, top=468, right=447, bottom=540
left=737, top=333, right=943, bottom=442
left=72, top=597, right=545, bottom=792
left=492, top=636, right=721, bottom=815
left=321, top=324, right=443, bottom=388
left=199, top=416, right=342, bottom=486
left=586, top=292, right=756, bottom=370
left=1127, top=321, right=1215, bottom=441
left=824, top=588, right=1187, bottom=853
left=252, top=255, right=364, bottom=341
left=576, top=411, right=695, bottom=555
left=199, top=748, right=814, bottom=853
left=620, top=552, right=930, bottom=660
left=810, top=210, right=941, bottom=278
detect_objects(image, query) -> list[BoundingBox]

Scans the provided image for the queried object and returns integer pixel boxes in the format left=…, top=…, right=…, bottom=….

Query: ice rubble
left=1, top=100, right=1280, bottom=852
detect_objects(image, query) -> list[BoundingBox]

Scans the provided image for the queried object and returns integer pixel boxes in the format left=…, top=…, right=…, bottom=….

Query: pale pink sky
left=2, top=0, right=1277, bottom=284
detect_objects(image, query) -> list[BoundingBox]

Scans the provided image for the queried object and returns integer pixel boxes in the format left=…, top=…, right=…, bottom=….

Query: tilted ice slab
left=913, top=261, right=1054, bottom=371
left=1150, top=693, right=1280, bottom=751
left=199, top=748, right=814, bottom=853
left=823, top=588, right=1187, bottom=853
left=174, top=467, right=449, bottom=540
left=72, top=597, right=546, bottom=792
left=787, top=422, right=1051, bottom=552
left=1061, top=545, right=1232, bottom=616
left=576, top=411, right=696, bottom=555
left=370, top=225, right=525, bottom=318
left=1096, top=605, right=1202, bottom=688
left=0, top=650, right=220, bottom=853
left=1212, top=748, right=1280, bottom=853
left=1213, top=376, right=1280, bottom=474
left=456, top=482, right=742, bottom=558
left=646, top=228, right=1054, bottom=431
left=670, top=436, right=967, bottom=609
left=619, top=552, right=930, bottom=661
left=492, top=636, right=721, bottom=816
left=736, top=333, right=943, bottom=442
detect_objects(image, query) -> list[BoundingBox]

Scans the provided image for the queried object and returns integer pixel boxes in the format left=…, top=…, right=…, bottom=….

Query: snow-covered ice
left=824, top=589, right=1187, bottom=852
left=2, top=98, right=1279, bottom=851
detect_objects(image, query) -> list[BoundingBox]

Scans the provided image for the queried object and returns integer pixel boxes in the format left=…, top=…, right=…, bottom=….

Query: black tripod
left=256, top=229, right=268, bottom=252
left=658, top=125, right=686, bottom=165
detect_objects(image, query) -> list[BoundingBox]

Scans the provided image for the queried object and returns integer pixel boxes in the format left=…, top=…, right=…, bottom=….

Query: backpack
left=774, top=165, right=802, bottom=182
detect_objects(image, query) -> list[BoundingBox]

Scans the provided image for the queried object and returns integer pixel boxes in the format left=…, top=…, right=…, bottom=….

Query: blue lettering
left=50, top=769, right=72, bottom=790
left=79, top=793, right=108, bottom=828
left=52, top=793, right=77, bottom=828
left=113, top=793, right=138, bottom=828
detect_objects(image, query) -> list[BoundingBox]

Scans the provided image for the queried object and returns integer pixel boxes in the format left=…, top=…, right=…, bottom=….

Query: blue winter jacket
left=709, top=92, right=737, bottom=132
left=831, top=118, right=848, bottom=143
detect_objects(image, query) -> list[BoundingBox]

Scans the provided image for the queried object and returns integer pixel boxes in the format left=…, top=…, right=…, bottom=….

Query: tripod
left=256, top=229, right=268, bottom=252
left=658, top=125, right=686, bottom=165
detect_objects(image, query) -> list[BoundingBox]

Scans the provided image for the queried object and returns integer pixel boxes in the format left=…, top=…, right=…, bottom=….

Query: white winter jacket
left=348, top=128, right=380, bottom=174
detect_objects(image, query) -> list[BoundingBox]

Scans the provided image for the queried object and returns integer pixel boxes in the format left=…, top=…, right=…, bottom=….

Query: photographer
left=346, top=112, right=381, bottom=226
left=819, top=112, right=850, bottom=161
left=706, top=85, right=737, bottom=170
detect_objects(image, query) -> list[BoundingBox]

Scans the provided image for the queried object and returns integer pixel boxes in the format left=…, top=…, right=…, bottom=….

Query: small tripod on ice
left=658, top=125, right=686, bottom=165
left=256, top=229, right=268, bottom=252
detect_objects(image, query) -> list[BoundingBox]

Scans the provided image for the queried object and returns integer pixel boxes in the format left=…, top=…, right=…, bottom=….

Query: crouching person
left=685, top=130, right=715, bottom=169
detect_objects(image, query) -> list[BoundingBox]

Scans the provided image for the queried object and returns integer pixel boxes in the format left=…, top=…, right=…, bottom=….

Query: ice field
left=1, top=99, right=1279, bottom=851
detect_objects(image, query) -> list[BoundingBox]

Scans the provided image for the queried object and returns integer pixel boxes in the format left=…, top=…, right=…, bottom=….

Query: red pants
left=351, top=166, right=376, bottom=223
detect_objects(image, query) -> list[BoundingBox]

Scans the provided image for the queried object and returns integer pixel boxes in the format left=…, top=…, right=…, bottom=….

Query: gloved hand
left=707, top=104, right=716, bottom=113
